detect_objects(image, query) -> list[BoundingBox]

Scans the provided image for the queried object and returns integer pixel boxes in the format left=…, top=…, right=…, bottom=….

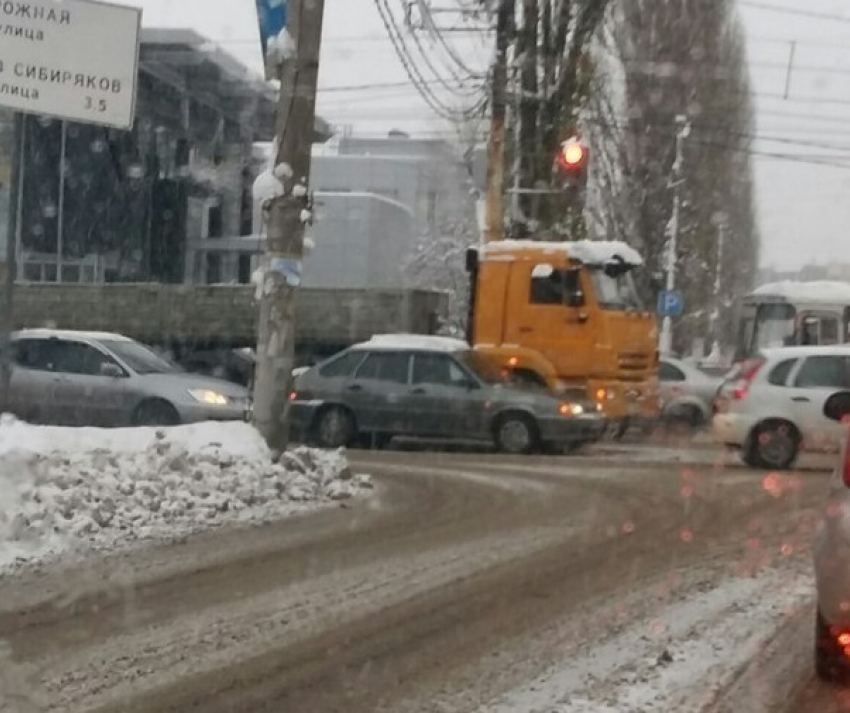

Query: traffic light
left=555, top=137, right=588, bottom=173
left=554, top=136, right=589, bottom=194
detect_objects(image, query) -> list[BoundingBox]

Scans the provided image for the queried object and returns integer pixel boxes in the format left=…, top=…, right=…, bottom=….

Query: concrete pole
left=659, top=115, right=689, bottom=355
left=1, top=112, right=24, bottom=412
left=252, top=0, right=325, bottom=450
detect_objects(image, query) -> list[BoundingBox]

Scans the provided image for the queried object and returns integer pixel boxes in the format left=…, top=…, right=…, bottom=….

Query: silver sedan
left=6, top=329, right=249, bottom=427
left=659, top=357, right=722, bottom=430
left=289, top=335, right=607, bottom=454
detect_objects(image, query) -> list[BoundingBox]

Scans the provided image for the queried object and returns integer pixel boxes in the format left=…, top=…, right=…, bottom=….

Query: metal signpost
left=0, top=0, right=142, bottom=409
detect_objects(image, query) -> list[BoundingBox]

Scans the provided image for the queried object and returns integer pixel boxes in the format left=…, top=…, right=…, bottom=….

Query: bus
left=735, top=281, right=850, bottom=361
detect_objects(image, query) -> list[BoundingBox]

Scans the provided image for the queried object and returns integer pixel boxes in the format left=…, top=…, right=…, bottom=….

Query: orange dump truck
left=466, top=240, right=660, bottom=433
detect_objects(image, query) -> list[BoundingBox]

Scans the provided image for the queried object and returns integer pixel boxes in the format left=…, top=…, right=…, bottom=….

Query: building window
left=206, top=253, right=222, bottom=284
left=238, top=254, right=253, bottom=284
left=208, top=203, right=223, bottom=239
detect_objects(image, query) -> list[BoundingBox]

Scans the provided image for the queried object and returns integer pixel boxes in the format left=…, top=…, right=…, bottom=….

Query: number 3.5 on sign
left=85, top=96, right=107, bottom=113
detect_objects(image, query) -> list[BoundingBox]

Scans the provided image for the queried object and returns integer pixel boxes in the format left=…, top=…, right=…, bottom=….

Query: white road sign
left=0, top=0, right=141, bottom=129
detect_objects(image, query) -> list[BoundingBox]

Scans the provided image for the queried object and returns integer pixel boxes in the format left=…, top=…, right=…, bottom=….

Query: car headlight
left=189, top=389, right=229, bottom=406
left=558, top=402, right=584, bottom=416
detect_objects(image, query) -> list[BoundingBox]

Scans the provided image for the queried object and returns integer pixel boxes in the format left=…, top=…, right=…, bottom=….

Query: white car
left=713, top=346, right=850, bottom=469
left=813, top=390, right=850, bottom=681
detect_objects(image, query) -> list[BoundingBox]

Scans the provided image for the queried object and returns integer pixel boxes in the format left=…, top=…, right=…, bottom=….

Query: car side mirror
left=824, top=391, right=850, bottom=422
left=100, top=362, right=124, bottom=378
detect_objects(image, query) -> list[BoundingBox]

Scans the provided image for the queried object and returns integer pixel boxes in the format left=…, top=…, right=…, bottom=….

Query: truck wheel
left=314, top=406, right=356, bottom=449
left=494, top=413, right=539, bottom=455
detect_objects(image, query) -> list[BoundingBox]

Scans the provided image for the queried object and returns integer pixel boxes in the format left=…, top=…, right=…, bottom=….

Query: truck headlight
left=189, top=389, right=229, bottom=406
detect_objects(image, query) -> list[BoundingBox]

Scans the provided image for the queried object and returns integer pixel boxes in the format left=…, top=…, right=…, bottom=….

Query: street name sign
left=0, top=0, right=141, bottom=129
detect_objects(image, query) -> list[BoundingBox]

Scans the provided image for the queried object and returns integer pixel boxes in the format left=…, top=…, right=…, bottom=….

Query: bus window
left=800, top=313, right=839, bottom=346
left=754, top=303, right=796, bottom=350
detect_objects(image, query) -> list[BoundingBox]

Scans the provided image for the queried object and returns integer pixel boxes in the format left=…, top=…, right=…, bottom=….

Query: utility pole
left=0, top=113, right=23, bottom=412
left=710, top=214, right=726, bottom=351
left=659, top=115, right=690, bottom=355
left=252, top=0, right=325, bottom=450
left=483, top=0, right=512, bottom=243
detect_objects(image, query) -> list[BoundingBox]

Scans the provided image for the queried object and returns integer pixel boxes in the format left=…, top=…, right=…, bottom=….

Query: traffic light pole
left=252, top=0, right=325, bottom=450
left=659, top=116, right=690, bottom=355
left=483, top=0, right=512, bottom=243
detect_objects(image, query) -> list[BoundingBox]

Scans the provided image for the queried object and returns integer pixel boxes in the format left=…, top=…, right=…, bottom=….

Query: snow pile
left=0, top=418, right=372, bottom=569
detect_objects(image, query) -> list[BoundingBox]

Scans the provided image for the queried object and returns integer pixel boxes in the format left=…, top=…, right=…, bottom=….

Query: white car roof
left=760, top=345, right=850, bottom=361
left=13, top=328, right=132, bottom=343
left=356, top=334, right=469, bottom=353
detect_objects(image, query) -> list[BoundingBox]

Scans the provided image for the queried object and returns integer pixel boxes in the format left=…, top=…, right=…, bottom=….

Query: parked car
left=713, top=345, right=850, bottom=469
left=6, top=329, right=250, bottom=427
left=658, top=357, right=722, bottom=429
left=813, top=390, right=850, bottom=681
left=289, top=334, right=606, bottom=454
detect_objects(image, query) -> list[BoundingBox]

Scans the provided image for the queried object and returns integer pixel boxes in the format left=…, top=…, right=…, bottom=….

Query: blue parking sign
left=256, top=0, right=288, bottom=55
left=657, top=290, right=684, bottom=317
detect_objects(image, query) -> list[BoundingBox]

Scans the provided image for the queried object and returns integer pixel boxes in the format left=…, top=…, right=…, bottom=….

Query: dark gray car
left=290, top=335, right=606, bottom=454
left=7, top=329, right=249, bottom=427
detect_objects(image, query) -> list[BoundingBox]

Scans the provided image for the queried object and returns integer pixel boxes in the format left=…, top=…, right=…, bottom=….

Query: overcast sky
left=116, top=0, right=850, bottom=272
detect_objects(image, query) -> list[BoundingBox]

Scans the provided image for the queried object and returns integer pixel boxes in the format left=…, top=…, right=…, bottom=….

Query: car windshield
left=588, top=267, right=644, bottom=311
left=101, top=340, right=182, bottom=375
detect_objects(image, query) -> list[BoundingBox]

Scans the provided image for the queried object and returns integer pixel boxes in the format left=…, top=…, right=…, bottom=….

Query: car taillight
left=290, top=389, right=313, bottom=402
left=731, top=358, right=765, bottom=401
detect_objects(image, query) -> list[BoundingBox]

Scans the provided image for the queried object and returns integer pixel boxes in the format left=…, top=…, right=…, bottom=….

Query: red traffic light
left=557, top=137, right=587, bottom=170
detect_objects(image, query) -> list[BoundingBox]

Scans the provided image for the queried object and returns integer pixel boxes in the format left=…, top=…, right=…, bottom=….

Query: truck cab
left=466, top=240, right=659, bottom=428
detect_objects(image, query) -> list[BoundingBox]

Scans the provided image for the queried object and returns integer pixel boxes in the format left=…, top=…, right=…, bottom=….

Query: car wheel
left=816, top=610, right=850, bottom=682
left=747, top=420, right=799, bottom=470
left=132, top=399, right=180, bottom=427
left=494, top=413, right=539, bottom=455
left=665, top=405, right=703, bottom=435
left=314, top=406, right=356, bottom=449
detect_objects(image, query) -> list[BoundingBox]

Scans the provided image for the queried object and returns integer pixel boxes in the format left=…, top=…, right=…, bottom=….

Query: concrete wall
left=11, top=283, right=446, bottom=350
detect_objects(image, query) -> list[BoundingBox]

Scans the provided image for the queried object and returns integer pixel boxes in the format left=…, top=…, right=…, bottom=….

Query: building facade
left=2, top=28, right=330, bottom=285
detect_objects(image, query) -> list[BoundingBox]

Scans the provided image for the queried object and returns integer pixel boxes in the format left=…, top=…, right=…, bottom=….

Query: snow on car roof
left=760, top=344, right=850, bottom=360
left=751, top=281, right=850, bottom=303
left=14, top=328, right=133, bottom=342
left=358, top=334, right=469, bottom=352
left=481, top=240, right=643, bottom=266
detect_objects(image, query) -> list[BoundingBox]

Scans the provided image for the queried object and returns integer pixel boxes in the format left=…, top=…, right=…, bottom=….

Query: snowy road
left=0, top=444, right=842, bottom=712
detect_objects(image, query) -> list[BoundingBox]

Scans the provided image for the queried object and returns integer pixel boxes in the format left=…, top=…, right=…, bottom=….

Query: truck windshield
left=589, top=268, right=644, bottom=311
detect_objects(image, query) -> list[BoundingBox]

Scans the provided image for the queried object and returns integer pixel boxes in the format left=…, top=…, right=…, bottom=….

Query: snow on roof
left=482, top=240, right=643, bottom=266
left=358, top=334, right=469, bottom=352
left=751, top=281, right=850, bottom=303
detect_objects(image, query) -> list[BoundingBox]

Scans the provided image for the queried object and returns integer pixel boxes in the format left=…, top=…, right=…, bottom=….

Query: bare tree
left=590, top=0, right=759, bottom=354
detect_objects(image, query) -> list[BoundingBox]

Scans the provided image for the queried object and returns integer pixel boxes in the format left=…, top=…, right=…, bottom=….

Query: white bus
left=735, top=281, right=850, bottom=361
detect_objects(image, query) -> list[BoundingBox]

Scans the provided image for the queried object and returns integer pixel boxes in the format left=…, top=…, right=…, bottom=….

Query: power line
left=739, top=1, right=850, bottom=24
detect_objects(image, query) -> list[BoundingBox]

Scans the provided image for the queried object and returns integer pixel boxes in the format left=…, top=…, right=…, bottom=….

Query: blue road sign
left=657, top=290, right=684, bottom=317
left=256, top=0, right=288, bottom=56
